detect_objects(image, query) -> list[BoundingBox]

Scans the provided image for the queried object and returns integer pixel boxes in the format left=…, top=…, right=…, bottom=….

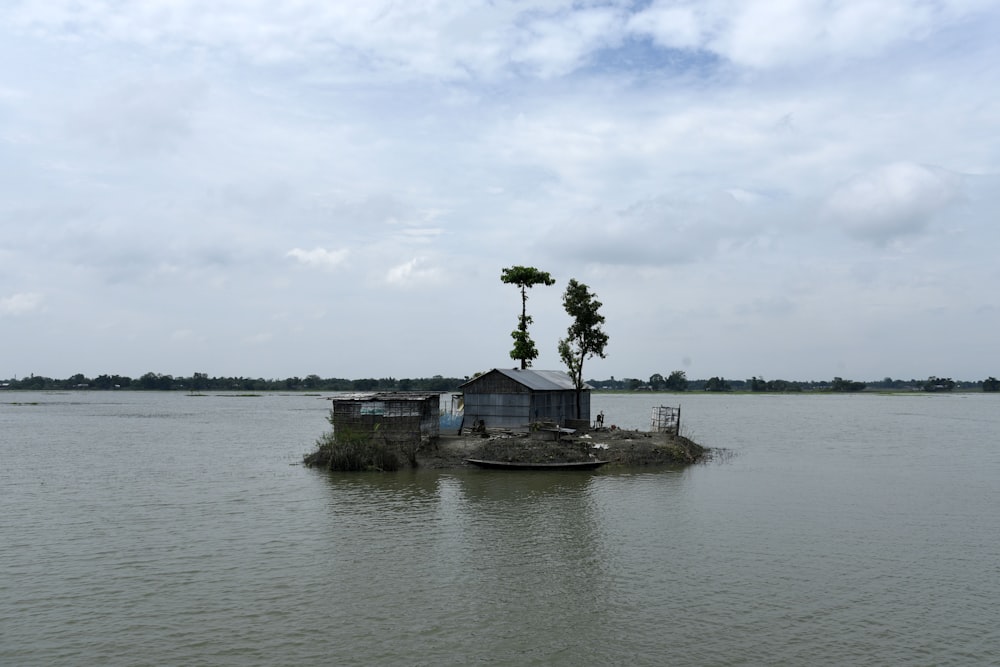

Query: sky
left=2, top=0, right=999, bottom=383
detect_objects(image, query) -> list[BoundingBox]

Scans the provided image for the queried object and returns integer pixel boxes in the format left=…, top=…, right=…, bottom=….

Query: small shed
left=328, top=392, right=441, bottom=444
left=459, top=368, right=590, bottom=430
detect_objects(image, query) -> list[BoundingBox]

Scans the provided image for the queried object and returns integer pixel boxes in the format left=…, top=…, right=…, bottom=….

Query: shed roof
left=328, top=392, right=442, bottom=402
left=461, top=368, right=587, bottom=392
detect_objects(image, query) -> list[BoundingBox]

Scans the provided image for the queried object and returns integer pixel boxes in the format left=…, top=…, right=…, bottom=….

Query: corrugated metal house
left=459, top=368, right=590, bottom=430
left=328, top=392, right=440, bottom=443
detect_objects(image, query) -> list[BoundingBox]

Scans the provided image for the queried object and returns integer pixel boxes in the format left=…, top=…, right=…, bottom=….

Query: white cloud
left=286, top=247, right=349, bottom=270
left=628, top=0, right=986, bottom=70
left=385, top=257, right=443, bottom=287
left=736, top=294, right=797, bottom=319
left=2, top=1, right=999, bottom=380
left=0, top=292, right=43, bottom=316
left=0, top=84, right=28, bottom=103
left=399, top=228, right=445, bottom=241
left=627, top=5, right=703, bottom=50
left=170, top=329, right=205, bottom=343
left=824, top=162, right=963, bottom=244
left=541, top=190, right=773, bottom=267
left=244, top=332, right=273, bottom=345
left=68, top=79, right=205, bottom=157
left=512, top=7, right=626, bottom=77
left=7, top=0, right=993, bottom=87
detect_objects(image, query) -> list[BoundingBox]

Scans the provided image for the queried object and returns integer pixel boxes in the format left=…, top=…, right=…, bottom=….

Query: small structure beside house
left=459, top=368, right=589, bottom=431
left=650, top=405, right=681, bottom=436
left=328, top=392, right=441, bottom=445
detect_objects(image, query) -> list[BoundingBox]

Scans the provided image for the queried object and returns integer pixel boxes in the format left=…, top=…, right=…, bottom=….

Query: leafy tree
left=765, top=379, right=798, bottom=392
left=664, top=370, right=688, bottom=391
left=923, top=376, right=955, bottom=392
left=831, top=377, right=866, bottom=392
left=425, top=375, right=453, bottom=391
left=649, top=373, right=665, bottom=390
left=983, top=377, right=1000, bottom=392
left=138, top=372, right=173, bottom=390
left=190, top=372, right=209, bottom=391
left=557, top=279, right=609, bottom=418
left=749, top=376, right=767, bottom=392
left=94, top=374, right=129, bottom=389
left=501, top=265, right=555, bottom=369
left=704, top=376, right=732, bottom=392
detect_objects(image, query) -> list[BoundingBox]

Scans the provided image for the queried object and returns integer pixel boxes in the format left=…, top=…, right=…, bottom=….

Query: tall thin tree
left=501, top=266, right=556, bottom=369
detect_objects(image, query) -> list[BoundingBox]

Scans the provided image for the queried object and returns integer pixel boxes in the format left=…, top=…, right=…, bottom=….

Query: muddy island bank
left=303, top=425, right=708, bottom=471
left=304, top=381, right=706, bottom=471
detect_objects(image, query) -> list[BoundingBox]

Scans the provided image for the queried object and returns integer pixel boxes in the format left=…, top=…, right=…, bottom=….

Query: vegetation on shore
left=4, top=373, right=998, bottom=393
left=1, top=372, right=467, bottom=392
left=305, top=427, right=412, bottom=472
left=593, top=373, right=998, bottom=393
left=303, top=412, right=422, bottom=472
left=469, top=430, right=706, bottom=467
left=304, top=423, right=707, bottom=472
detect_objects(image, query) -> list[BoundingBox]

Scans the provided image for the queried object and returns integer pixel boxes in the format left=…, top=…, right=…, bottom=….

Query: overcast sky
left=2, top=1, right=999, bottom=382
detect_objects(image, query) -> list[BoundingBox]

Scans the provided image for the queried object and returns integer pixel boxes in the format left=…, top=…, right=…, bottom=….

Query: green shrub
left=305, top=426, right=404, bottom=472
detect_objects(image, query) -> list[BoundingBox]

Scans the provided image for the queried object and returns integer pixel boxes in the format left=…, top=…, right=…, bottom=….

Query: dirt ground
left=417, top=427, right=707, bottom=469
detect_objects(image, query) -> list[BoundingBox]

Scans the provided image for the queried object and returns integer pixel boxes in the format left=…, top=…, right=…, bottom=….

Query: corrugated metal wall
left=464, top=389, right=589, bottom=429
left=331, top=396, right=440, bottom=441
left=461, top=369, right=591, bottom=429
left=463, top=391, right=531, bottom=429
left=529, top=390, right=589, bottom=425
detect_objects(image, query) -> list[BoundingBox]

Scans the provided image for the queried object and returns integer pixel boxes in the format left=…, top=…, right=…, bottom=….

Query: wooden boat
left=464, top=458, right=610, bottom=471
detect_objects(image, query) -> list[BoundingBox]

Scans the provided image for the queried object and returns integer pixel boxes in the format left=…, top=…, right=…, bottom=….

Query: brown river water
left=3, top=391, right=998, bottom=665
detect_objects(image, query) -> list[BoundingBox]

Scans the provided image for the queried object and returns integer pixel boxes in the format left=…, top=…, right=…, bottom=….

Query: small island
left=304, top=421, right=706, bottom=472
left=303, top=373, right=706, bottom=472
left=304, top=270, right=706, bottom=472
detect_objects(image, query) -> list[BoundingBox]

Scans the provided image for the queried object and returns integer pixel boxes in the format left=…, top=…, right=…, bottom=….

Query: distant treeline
left=591, top=373, right=1000, bottom=393
left=0, top=372, right=466, bottom=392
left=3, top=371, right=999, bottom=393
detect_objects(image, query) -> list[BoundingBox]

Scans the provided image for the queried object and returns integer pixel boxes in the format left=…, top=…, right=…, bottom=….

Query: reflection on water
left=312, top=469, right=620, bottom=664
left=454, top=468, right=600, bottom=501
left=3, top=391, right=1000, bottom=665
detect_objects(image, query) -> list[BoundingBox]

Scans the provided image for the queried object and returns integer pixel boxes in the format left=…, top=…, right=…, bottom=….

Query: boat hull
left=464, top=458, right=609, bottom=471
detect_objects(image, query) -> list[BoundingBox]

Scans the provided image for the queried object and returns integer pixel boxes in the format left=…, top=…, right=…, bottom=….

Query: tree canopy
left=664, top=370, right=688, bottom=391
left=558, top=279, right=609, bottom=418
left=501, top=265, right=555, bottom=369
left=923, top=376, right=956, bottom=392
left=831, top=377, right=866, bottom=392
left=704, top=376, right=732, bottom=392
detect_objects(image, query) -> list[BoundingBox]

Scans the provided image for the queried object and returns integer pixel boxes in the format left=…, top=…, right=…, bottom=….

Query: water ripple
left=3, top=392, right=1000, bottom=665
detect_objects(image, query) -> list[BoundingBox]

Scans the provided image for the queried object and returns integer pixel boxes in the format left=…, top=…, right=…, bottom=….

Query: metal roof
left=463, top=368, right=586, bottom=391
left=327, top=392, right=442, bottom=402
